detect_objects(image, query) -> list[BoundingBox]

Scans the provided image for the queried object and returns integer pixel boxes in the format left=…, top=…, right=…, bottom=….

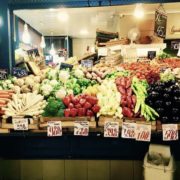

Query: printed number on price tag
left=74, top=121, right=89, bottom=136
left=121, top=122, right=136, bottom=139
left=162, top=124, right=178, bottom=141
left=47, top=121, right=62, bottom=137
left=135, top=124, right=151, bottom=142
left=13, top=118, right=28, bottom=130
left=104, top=121, right=119, bottom=138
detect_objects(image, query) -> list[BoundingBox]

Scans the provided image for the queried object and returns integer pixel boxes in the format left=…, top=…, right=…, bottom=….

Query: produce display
left=0, top=57, right=179, bottom=129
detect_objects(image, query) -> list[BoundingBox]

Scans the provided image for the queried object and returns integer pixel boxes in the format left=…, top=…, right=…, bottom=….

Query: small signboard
left=162, top=124, right=178, bottom=141
left=0, top=69, right=8, bottom=80
left=104, top=121, right=119, bottom=138
left=12, top=67, right=28, bottom=78
left=81, top=60, right=93, bottom=68
left=74, top=121, right=89, bottom=136
left=60, top=62, right=73, bottom=70
left=147, top=51, right=156, bottom=60
left=13, top=118, right=28, bottom=131
left=154, top=10, right=167, bottom=39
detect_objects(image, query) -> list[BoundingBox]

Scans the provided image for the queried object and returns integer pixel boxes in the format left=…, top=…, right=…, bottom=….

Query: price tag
left=162, top=124, right=178, bottom=141
left=135, top=124, right=151, bottom=142
left=0, top=69, right=8, bottom=80
left=13, top=118, right=28, bottom=131
left=104, top=121, right=119, bottom=138
left=74, top=121, right=89, bottom=136
left=121, top=122, right=136, bottom=139
left=47, top=121, right=62, bottom=137
left=12, top=67, right=28, bottom=78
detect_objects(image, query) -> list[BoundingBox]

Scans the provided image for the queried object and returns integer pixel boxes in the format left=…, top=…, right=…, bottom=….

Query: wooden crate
left=124, top=117, right=156, bottom=131
left=98, top=116, right=123, bottom=127
left=1, top=117, right=38, bottom=130
left=39, top=116, right=96, bottom=129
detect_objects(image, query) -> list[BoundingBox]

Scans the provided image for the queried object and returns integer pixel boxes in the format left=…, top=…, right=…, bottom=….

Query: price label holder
left=12, top=67, right=28, bottom=78
left=162, top=124, right=178, bottom=141
left=0, top=69, right=8, bottom=80
left=135, top=124, right=151, bottom=142
left=47, top=121, right=62, bottom=137
left=121, top=122, right=136, bottom=139
left=74, top=121, right=89, bottom=136
left=13, top=118, right=28, bottom=131
left=104, top=121, right=119, bottom=138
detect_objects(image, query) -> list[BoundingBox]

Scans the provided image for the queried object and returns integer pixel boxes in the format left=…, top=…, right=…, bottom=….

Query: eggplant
left=161, top=116, right=169, bottom=123
left=156, top=108, right=164, bottom=116
left=165, top=101, right=172, bottom=107
left=150, top=91, right=160, bottom=99
left=164, top=88, right=172, bottom=94
left=172, top=108, right=179, bottom=115
left=163, top=93, right=170, bottom=99
left=155, top=100, right=164, bottom=107
left=174, top=89, right=180, bottom=96
left=172, top=116, right=180, bottom=123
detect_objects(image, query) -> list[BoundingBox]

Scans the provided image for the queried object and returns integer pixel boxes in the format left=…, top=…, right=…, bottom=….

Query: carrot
left=0, top=95, right=11, bottom=99
left=0, top=90, right=14, bottom=93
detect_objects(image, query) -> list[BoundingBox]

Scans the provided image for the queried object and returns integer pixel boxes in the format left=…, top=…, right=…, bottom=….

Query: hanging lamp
left=22, top=23, right=31, bottom=44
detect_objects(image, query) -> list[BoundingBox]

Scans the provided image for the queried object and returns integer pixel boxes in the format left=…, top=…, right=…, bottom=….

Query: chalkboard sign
left=81, top=60, right=93, bottom=68
left=60, top=63, right=73, bottom=70
left=147, top=51, right=156, bottom=60
left=0, top=69, right=8, bottom=80
left=171, top=40, right=180, bottom=50
left=154, top=10, right=167, bottom=39
left=12, top=67, right=28, bottom=78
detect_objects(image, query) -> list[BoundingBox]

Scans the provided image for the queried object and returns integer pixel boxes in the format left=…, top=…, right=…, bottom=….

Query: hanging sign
left=154, top=10, right=167, bottom=39
left=162, top=124, right=178, bottom=141
left=74, top=121, right=89, bottom=136
left=60, top=62, right=73, bottom=70
left=0, top=69, right=8, bottom=80
left=135, top=124, right=151, bottom=142
left=104, top=121, right=119, bottom=138
left=13, top=118, right=28, bottom=131
left=121, top=122, right=136, bottom=139
left=12, top=67, right=28, bottom=78
left=47, top=121, right=62, bottom=137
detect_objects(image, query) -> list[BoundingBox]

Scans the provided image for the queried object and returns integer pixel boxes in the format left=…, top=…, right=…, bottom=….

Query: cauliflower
left=40, top=84, right=53, bottom=96
left=25, top=77, right=34, bottom=87
left=14, top=78, right=24, bottom=87
left=13, top=85, right=21, bottom=93
left=55, top=88, right=67, bottom=99
left=59, top=70, right=70, bottom=83
left=32, top=84, right=40, bottom=92
left=50, top=80, right=59, bottom=86
left=74, top=69, right=84, bottom=78
left=34, top=76, right=41, bottom=83
left=47, top=69, right=58, bottom=80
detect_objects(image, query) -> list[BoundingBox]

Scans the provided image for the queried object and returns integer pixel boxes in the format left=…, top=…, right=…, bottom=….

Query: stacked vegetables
left=63, top=94, right=100, bottom=117
left=97, top=79, right=123, bottom=118
left=115, top=77, right=137, bottom=118
left=146, top=80, right=180, bottom=123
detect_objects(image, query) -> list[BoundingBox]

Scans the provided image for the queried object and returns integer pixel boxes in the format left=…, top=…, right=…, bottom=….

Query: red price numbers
left=121, top=122, right=136, bottom=139
left=47, top=121, right=62, bottom=137
left=162, top=124, right=178, bottom=141
left=74, top=121, right=89, bottom=136
left=104, top=121, right=119, bottom=138
left=135, top=124, right=151, bottom=142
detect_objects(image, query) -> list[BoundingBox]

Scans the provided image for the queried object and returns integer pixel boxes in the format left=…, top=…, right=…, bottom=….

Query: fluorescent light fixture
left=58, top=11, right=69, bottom=22
left=80, top=29, right=89, bottom=35
left=177, top=44, right=180, bottom=57
left=49, top=8, right=55, bottom=12
left=133, top=3, right=144, bottom=19
left=22, top=23, right=31, bottom=44
left=40, top=36, right=46, bottom=49
left=50, top=43, right=56, bottom=56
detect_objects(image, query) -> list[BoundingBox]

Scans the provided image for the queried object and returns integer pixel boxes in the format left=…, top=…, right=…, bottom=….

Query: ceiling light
left=177, top=44, right=180, bottom=57
left=50, top=43, right=56, bottom=56
left=80, top=29, right=89, bottom=35
left=58, top=11, right=69, bottom=22
left=40, top=36, right=46, bottom=49
left=0, top=16, right=3, bottom=27
left=22, top=23, right=31, bottom=44
left=49, top=8, right=55, bottom=12
left=133, top=3, right=144, bottom=19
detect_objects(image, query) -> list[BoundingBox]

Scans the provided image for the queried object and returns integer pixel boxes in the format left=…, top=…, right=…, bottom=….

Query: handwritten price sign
left=74, top=121, right=89, bottom=136
left=162, top=124, right=178, bottom=141
left=135, top=124, right=151, bottom=142
left=47, top=121, right=62, bottom=137
left=13, top=118, right=28, bottom=130
left=121, top=122, right=136, bottom=139
left=104, top=121, right=119, bottom=138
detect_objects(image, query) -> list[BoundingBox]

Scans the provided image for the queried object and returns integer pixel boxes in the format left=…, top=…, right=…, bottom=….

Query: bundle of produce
left=146, top=80, right=180, bottom=123
left=2, top=92, right=46, bottom=118
left=131, top=77, right=159, bottom=121
left=104, top=52, right=122, bottom=66
left=0, top=90, right=14, bottom=115
left=0, top=78, right=16, bottom=91
left=105, top=70, right=129, bottom=79
left=97, top=79, right=123, bottom=118
left=42, top=97, right=65, bottom=117
left=160, top=58, right=180, bottom=68
left=115, top=77, right=137, bottom=118
left=63, top=94, right=100, bottom=117
left=120, top=62, right=160, bottom=84
left=83, top=84, right=99, bottom=95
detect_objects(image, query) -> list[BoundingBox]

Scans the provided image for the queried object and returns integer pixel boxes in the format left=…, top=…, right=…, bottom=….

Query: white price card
left=104, top=121, right=119, bottom=138
left=74, top=121, right=89, bottom=136
left=121, top=122, right=136, bottom=139
left=162, top=124, right=178, bottom=141
left=13, top=118, right=28, bottom=131
left=47, top=121, right=62, bottom=137
left=135, top=124, right=151, bottom=142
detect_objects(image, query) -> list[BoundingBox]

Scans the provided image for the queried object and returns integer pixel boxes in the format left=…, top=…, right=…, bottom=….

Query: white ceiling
left=14, top=2, right=180, bottom=38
